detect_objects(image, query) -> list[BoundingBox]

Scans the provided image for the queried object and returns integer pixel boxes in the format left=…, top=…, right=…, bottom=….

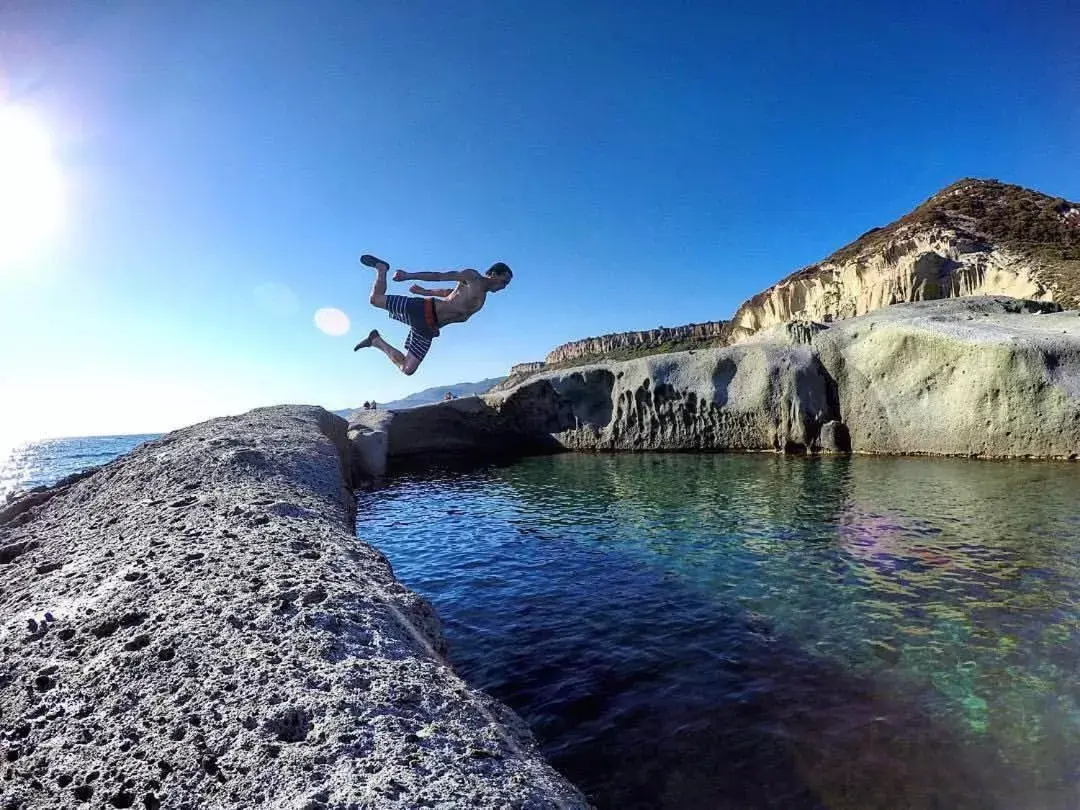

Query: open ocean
left=0, top=434, right=160, bottom=500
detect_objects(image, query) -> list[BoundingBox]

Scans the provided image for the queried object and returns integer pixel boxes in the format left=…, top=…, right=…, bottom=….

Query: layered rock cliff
left=0, top=406, right=587, bottom=809
left=509, top=362, right=546, bottom=376
left=727, top=178, right=1080, bottom=340
left=544, top=320, right=727, bottom=365
left=353, top=297, right=1080, bottom=465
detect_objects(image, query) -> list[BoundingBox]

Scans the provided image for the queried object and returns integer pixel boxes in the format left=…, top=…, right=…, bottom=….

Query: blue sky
left=0, top=0, right=1077, bottom=444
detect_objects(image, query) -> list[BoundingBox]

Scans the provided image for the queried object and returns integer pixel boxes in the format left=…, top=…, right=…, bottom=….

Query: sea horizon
left=0, top=433, right=161, bottom=499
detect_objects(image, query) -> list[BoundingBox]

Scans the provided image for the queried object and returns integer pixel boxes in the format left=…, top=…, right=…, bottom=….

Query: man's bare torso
left=433, top=271, right=488, bottom=326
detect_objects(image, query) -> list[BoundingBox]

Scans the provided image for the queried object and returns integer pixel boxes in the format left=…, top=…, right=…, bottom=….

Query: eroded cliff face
left=526, top=297, right=1080, bottom=458
left=544, top=321, right=726, bottom=365
left=728, top=232, right=1048, bottom=339
left=534, top=345, right=832, bottom=452
left=360, top=342, right=837, bottom=459
left=727, top=179, right=1080, bottom=341
left=355, top=297, right=1080, bottom=463
left=812, top=297, right=1080, bottom=457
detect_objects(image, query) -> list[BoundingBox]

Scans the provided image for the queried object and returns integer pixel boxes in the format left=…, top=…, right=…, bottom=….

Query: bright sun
left=0, top=105, right=63, bottom=269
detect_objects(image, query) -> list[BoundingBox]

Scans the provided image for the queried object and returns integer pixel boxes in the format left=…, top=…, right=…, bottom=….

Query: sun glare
left=0, top=105, right=63, bottom=269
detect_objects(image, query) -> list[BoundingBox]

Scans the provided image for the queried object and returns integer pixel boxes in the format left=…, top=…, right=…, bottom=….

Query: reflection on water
left=0, top=434, right=158, bottom=499
left=356, top=454, right=1080, bottom=809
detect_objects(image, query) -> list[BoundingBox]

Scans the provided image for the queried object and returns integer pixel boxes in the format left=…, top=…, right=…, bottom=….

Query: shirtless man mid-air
left=353, top=254, right=512, bottom=375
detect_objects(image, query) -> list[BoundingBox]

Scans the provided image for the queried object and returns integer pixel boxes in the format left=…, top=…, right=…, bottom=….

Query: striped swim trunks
left=385, top=295, right=440, bottom=362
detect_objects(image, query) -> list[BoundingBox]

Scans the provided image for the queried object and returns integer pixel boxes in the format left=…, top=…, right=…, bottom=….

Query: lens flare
left=314, top=307, right=350, bottom=336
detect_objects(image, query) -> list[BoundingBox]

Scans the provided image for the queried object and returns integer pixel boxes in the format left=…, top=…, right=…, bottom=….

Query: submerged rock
left=818, top=420, right=852, bottom=454
left=0, top=405, right=587, bottom=809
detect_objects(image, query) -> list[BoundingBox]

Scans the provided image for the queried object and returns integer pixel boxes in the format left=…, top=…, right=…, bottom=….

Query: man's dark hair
left=487, top=262, right=512, bottom=278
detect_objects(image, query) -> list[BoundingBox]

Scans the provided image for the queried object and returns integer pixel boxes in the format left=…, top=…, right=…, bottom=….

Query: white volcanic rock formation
left=727, top=178, right=1080, bottom=340
left=354, top=297, right=1080, bottom=464
left=811, top=297, right=1080, bottom=456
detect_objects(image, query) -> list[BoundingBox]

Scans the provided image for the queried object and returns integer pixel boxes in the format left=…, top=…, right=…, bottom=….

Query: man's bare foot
left=360, top=254, right=390, bottom=272
left=354, top=329, right=380, bottom=351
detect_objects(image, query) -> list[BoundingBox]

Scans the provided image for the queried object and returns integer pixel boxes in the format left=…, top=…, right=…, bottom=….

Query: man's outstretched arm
left=393, top=269, right=480, bottom=283
left=409, top=284, right=454, bottom=297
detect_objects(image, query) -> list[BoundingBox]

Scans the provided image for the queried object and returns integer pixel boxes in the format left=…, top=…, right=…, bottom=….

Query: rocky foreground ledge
left=0, top=406, right=587, bottom=809
left=351, top=297, right=1080, bottom=469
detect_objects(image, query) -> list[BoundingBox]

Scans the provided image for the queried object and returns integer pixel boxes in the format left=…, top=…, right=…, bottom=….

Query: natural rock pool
left=355, top=454, right=1080, bottom=809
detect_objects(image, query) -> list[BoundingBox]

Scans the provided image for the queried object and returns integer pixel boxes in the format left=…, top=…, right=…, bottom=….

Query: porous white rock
left=364, top=298, right=1080, bottom=462
left=813, top=297, right=1080, bottom=457
left=0, top=405, right=587, bottom=809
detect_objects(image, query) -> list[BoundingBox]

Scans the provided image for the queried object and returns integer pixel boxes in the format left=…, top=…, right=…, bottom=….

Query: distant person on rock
left=353, top=254, right=512, bottom=375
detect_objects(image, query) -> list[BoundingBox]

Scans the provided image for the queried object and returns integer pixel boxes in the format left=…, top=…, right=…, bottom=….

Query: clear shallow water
left=356, top=454, right=1080, bottom=810
left=0, top=434, right=158, bottom=499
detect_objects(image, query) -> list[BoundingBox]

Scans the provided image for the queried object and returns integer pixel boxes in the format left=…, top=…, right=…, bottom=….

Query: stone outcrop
left=353, top=297, right=1080, bottom=467
left=543, top=321, right=726, bottom=365
left=350, top=396, right=565, bottom=464
left=527, top=346, right=831, bottom=453
left=355, top=335, right=836, bottom=462
left=488, top=363, right=550, bottom=395
left=0, top=405, right=587, bottom=809
left=811, top=296, right=1080, bottom=457
left=348, top=409, right=393, bottom=480
left=727, top=228, right=1050, bottom=340
left=509, top=362, right=546, bottom=376
left=727, top=179, right=1080, bottom=341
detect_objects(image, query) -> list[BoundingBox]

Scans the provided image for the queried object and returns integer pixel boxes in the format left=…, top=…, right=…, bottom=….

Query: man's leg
left=400, top=328, right=431, bottom=376
left=371, top=331, right=408, bottom=371
left=354, top=328, right=407, bottom=369
left=353, top=329, right=423, bottom=375
left=368, top=263, right=388, bottom=309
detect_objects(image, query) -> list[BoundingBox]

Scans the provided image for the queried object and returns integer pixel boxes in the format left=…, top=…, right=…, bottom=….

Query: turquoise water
left=0, top=434, right=159, bottom=499
left=356, top=454, right=1080, bottom=810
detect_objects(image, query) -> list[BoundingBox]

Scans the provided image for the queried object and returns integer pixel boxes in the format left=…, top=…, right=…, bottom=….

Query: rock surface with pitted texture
left=0, top=405, right=587, bottom=810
